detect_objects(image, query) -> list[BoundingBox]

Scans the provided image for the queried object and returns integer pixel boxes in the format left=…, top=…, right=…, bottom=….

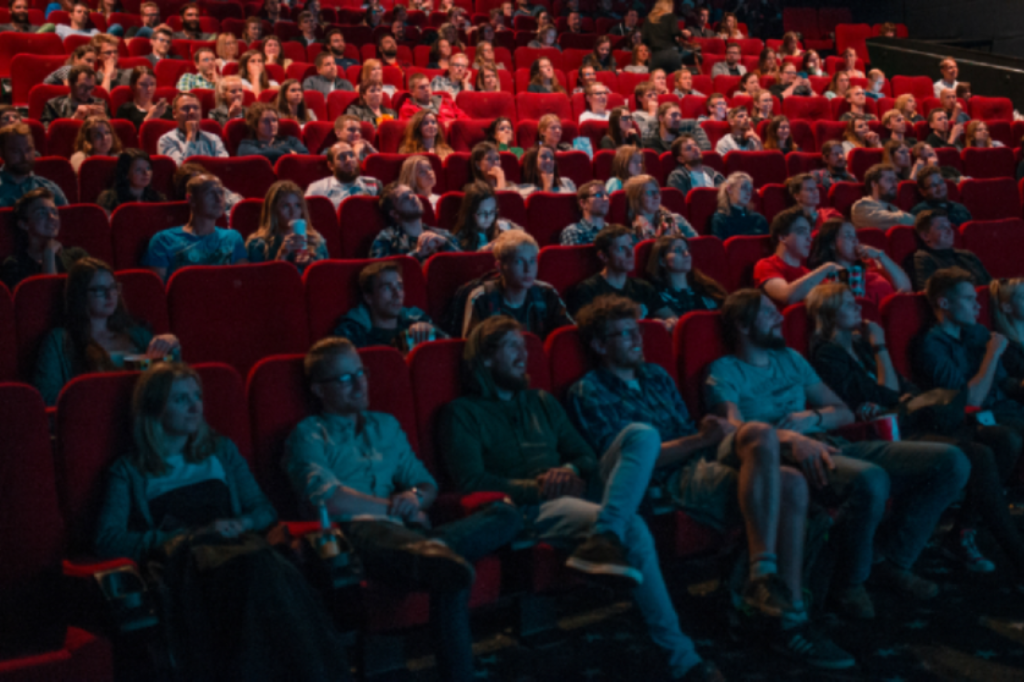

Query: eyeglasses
left=318, top=367, right=367, bottom=386
left=87, top=283, right=121, bottom=298
left=586, top=191, right=607, bottom=200
left=591, top=90, right=609, bottom=97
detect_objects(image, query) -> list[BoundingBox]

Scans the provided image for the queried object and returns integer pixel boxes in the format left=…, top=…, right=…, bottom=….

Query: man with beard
left=324, top=28, right=358, bottom=70
left=259, top=0, right=281, bottom=25
left=439, top=316, right=727, bottom=682
left=369, top=182, right=458, bottom=260
left=707, top=288, right=968, bottom=612
left=567, top=295, right=855, bottom=669
left=55, top=0, right=98, bottom=39
left=0, top=0, right=38, bottom=32
left=644, top=102, right=710, bottom=154
left=560, top=180, right=610, bottom=245
left=0, top=124, right=68, bottom=207
left=667, top=134, right=724, bottom=196
left=754, top=207, right=847, bottom=307
left=377, top=35, right=404, bottom=70
left=851, top=164, right=914, bottom=231
left=124, top=1, right=161, bottom=38
left=910, top=166, right=972, bottom=227
left=173, top=3, right=215, bottom=40
left=333, top=114, right=378, bottom=160
left=157, top=92, right=228, bottom=164
left=302, top=53, right=354, bottom=96
left=305, top=141, right=381, bottom=209
left=715, top=106, right=763, bottom=154
left=40, top=65, right=109, bottom=127
left=809, top=141, right=857, bottom=190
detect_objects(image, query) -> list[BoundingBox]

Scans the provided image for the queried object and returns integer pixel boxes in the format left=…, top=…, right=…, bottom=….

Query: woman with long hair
left=801, top=50, right=824, bottom=77
left=527, top=24, right=560, bottom=51
left=97, top=149, right=167, bottom=212
left=260, top=35, right=293, bottom=71
left=842, top=47, right=866, bottom=78
left=756, top=48, right=779, bottom=79
left=807, top=218, right=910, bottom=304
left=398, top=109, right=453, bottom=159
left=33, top=257, right=180, bottom=405
left=527, top=57, right=566, bottom=94
left=763, top=115, right=797, bottom=153
left=518, top=144, right=575, bottom=197
left=966, top=120, right=1005, bottom=148
left=245, top=180, right=327, bottom=270
left=468, top=141, right=509, bottom=191
left=236, top=102, right=309, bottom=162
left=344, top=82, right=396, bottom=128
left=94, top=362, right=352, bottom=680
left=536, top=113, right=572, bottom=151
left=631, top=81, right=660, bottom=136
left=751, top=90, right=775, bottom=125
left=427, top=37, right=452, bottom=70
left=475, top=64, right=501, bottom=92
left=824, top=70, right=850, bottom=101
left=709, top=172, right=768, bottom=239
left=841, top=115, right=881, bottom=155
left=624, top=174, right=696, bottom=239
left=734, top=72, right=761, bottom=99
left=600, top=106, right=641, bottom=149
left=472, top=40, right=504, bottom=71
left=452, top=181, right=523, bottom=251
left=895, top=93, right=924, bottom=123
left=115, top=66, right=171, bottom=129
left=69, top=115, right=122, bottom=174
left=644, top=234, right=727, bottom=319
left=358, top=58, right=397, bottom=96
left=717, top=11, right=744, bottom=39
left=604, top=144, right=644, bottom=193
left=882, top=139, right=916, bottom=181
left=779, top=32, right=803, bottom=57
left=215, top=32, right=240, bottom=69
left=641, top=0, right=684, bottom=73
left=484, top=116, right=523, bottom=157
left=238, top=49, right=278, bottom=96
left=398, top=154, right=441, bottom=209
left=583, top=35, right=617, bottom=72
left=274, top=79, right=316, bottom=124
left=624, top=43, right=650, bottom=74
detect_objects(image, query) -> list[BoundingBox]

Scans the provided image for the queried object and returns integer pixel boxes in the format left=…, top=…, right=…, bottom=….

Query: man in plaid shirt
left=176, top=48, right=220, bottom=92
left=559, top=181, right=610, bottom=246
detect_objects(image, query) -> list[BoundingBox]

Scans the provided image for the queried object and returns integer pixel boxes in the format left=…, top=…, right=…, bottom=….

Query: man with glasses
left=91, top=34, right=132, bottom=90
left=0, top=125, right=68, bottom=207
left=370, top=182, right=458, bottom=260
left=769, top=64, right=812, bottom=100
left=644, top=102, right=710, bottom=154
left=55, top=0, right=98, bottom=40
left=125, top=1, right=161, bottom=38
left=40, top=65, right=108, bottom=127
left=711, top=44, right=746, bottom=78
left=579, top=83, right=611, bottom=123
left=142, top=174, right=246, bottom=281
left=910, top=166, right=971, bottom=227
left=667, top=134, right=724, bottom=196
left=286, top=338, right=521, bottom=682
left=158, top=93, right=228, bottom=165
left=333, top=114, right=378, bottom=161
left=144, top=28, right=180, bottom=67
left=306, top=141, right=382, bottom=209
left=560, top=180, right=610, bottom=245
left=430, top=53, right=473, bottom=98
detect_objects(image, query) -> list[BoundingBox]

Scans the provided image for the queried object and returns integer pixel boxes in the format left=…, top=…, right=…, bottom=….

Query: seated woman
left=274, top=79, right=316, bottom=125
left=910, top=140, right=961, bottom=181
left=239, top=49, right=279, bottom=97
left=427, top=37, right=452, bottom=70
left=604, top=144, right=643, bottom=193
left=527, top=24, right=561, bottom=51
left=261, top=35, right=293, bottom=71
left=841, top=115, right=881, bottom=155
left=755, top=48, right=779, bottom=79
left=644, top=234, right=727, bottom=321
left=966, top=120, right=1005, bottom=148
left=43, top=45, right=95, bottom=86
left=209, top=76, right=248, bottom=127
left=823, top=70, right=850, bottom=101
left=883, top=139, right=917, bottom=181
left=717, top=11, right=744, bottom=39
left=517, top=144, right=576, bottom=198
left=709, top=172, right=769, bottom=239
left=648, top=68, right=670, bottom=95
left=69, top=116, right=122, bottom=174
left=1, top=188, right=87, bottom=290
left=841, top=47, right=866, bottom=78
left=733, top=72, right=761, bottom=99
left=94, top=362, right=352, bottom=680
left=215, top=32, right=240, bottom=69
left=475, top=64, right=501, bottom=93
left=472, top=41, right=505, bottom=71
left=97, top=149, right=167, bottom=213
left=839, top=85, right=877, bottom=121
left=397, top=109, right=454, bottom=160
left=357, top=59, right=397, bottom=97
left=245, top=180, right=328, bottom=271
left=881, top=109, right=915, bottom=146
left=600, top=106, right=641, bottom=149
left=468, top=141, right=510, bottom=191
left=895, top=93, right=924, bottom=123
left=578, top=81, right=611, bottom=123
left=398, top=154, right=441, bottom=209
left=527, top=57, right=566, bottom=94
left=624, top=174, right=696, bottom=239
left=801, top=50, right=824, bottom=77
left=344, top=82, right=396, bottom=128
left=751, top=90, right=775, bottom=125
left=452, top=181, right=524, bottom=251
left=33, top=256, right=181, bottom=405
left=807, top=218, right=911, bottom=305
left=779, top=31, right=803, bottom=57
left=115, top=66, right=172, bottom=129
left=809, top=281, right=1024, bottom=584
left=631, top=82, right=659, bottom=137
left=763, top=115, right=798, bottom=153
left=236, top=103, right=309, bottom=162
left=537, top=112, right=573, bottom=151
left=485, top=117, right=523, bottom=157
left=581, top=35, right=616, bottom=73
left=623, top=43, right=649, bottom=74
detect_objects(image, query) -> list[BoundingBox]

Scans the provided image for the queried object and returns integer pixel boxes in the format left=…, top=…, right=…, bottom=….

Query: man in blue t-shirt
left=142, top=174, right=247, bottom=281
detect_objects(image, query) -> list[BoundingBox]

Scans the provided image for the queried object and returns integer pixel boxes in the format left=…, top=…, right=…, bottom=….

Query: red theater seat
left=456, top=90, right=516, bottom=121
left=111, top=201, right=192, bottom=271
left=847, top=147, right=884, bottom=181
left=722, top=150, right=787, bottom=187
left=0, top=285, right=14, bottom=381
left=969, top=96, right=1014, bottom=122
left=423, top=251, right=495, bottom=323
left=537, top=245, right=602, bottom=298
left=959, top=177, right=1021, bottom=221
left=684, top=187, right=719, bottom=236
left=337, top=195, right=387, bottom=258
left=961, top=147, right=1015, bottom=180
left=880, top=292, right=932, bottom=378
left=34, top=157, right=78, bottom=204
left=891, top=75, right=933, bottom=99
left=673, top=310, right=723, bottom=415
left=187, top=155, right=276, bottom=198
left=275, top=154, right=330, bottom=189
left=723, top=234, right=772, bottom=290
left=959, top=218, right=1024, bottom=279
left=829, top=181, right=865, bottom=218
left=782, top=96, right=832, bottom=122
left=525, top=192, right=580, bottom=246
left=448, top=120, right=491, bottom=152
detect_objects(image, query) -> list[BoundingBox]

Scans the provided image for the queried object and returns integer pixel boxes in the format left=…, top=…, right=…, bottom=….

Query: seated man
left=667, top=134, right=725, bottom=196
left=306, top=141, right=381, bottom=209
left=55, top=0, right=99, bottom=40
left=933, top=56, right=959, bottom=98
left=158, top=93, right=228, bottom=164
left=925, top=109, right=964, bottom=150
left=173, top=3, right=215, bottom=40
left=566, top=225, right=669, bottom=320
left=939, top=87, right=970, bottom=125
left=768, top=64, right=813, bottom=100
left=334, top=114, right=378, bottom=161
left=333, top=260, right=445, bottom=351
left=125, top=1, right=162, bottom=38
left=711, top=44, right=747, bottom=78
left=673, top=67, right=704, bottom=98
left=1, top=188, right=85, bottom=289
left=40, top=65, right=108, bottom=127
left=0, top=123, right=69, bottom=207
left=785, top=173, right=840, bottom=230
left=709, top=290, right=969, bottom=607
left=92, top=34, right=133, bottom=91
left=559, top=180, right=609, bottom=246
left=142, top=174, right=247, bottom=280
left=370, top=182, right=458, bottom=260
left=755, top=207, right=846, bottom=307
left=697, top=93, right=729, bottom=123
left=176, top=47, right=220, bottom=92
left=324, top=28, right=359, bottom=70
left=144, top=28, right=180, bottom=67
left=295, top=10, right=320, bottom=48
left=909, top=166, right=972, bottom=227
left=809, top=141, right=857, bottom=190
left=850, top=164, right=914, bottom=231
left=440, top=316, right=726, bottom=682
left=911, top=209, right=991, bottom=290
left=644, top=102, right=710, bottom=154
left=0, top=0, right=38, bottom=32
left=399, top=73, right=464, bottom=125
left=285, top=337, right=521, bottom=682
left=715, top=106, right=764, bottom=155
left=462, top=231, right=571, bottom=339
left=302, top=53, right=354, bottom=96
left=430, top=53, right=473, bottom=98
left=568, top=296, right=855, bottom=668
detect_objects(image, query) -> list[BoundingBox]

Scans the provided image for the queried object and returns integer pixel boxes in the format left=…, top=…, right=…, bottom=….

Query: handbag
left=898, top=388, right=968, bottom=435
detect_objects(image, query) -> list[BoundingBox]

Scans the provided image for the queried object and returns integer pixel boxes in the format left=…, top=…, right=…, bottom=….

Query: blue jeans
left=526, top=423, right=703, bottom=678
left=823, top=440, right=970, bottom=587
left=345, top=500, right=522, bottom=682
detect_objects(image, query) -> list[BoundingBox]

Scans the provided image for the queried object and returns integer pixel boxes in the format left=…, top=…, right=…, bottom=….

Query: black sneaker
left=565, top=531, right=643, bottom=588
left=742, top=574, right=793, bottom=618
left=771, top=624, right=856, bottom=670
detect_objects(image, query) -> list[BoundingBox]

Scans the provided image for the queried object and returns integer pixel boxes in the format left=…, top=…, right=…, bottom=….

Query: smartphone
left=797, top=71, right=808, bottom=79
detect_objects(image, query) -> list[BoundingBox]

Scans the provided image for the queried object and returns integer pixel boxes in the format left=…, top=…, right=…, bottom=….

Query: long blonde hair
left=624, top=174, right=658, bottom=218
left=247, top=180, right=322, bottom=254
left=806, top=281, right=851, bottom=341
left=716, top=171, right=754, bottom=216
left=990, top=278, right=1024, bottom=345
left=648, top=0, right=673, bottom=24
left=609, top=145, right=643, bottom=182
left=397, top=154, right=432, bottom=192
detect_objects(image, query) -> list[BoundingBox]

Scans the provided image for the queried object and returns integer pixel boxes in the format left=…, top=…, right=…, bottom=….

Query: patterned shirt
left=462, top=279, right=572, bottom=340
left=0, top=170, right=69, bottom=208
left=559, top=218, right=605, bottom=245
left=369, top=225, right=460, bottom=260
left=305, top=175, right=382, bottom=209
left=810, top=167, right=857, bottom=190
left=175, top=72, right=218, bottom=92
left=430, top=74, right=471, bottom=98
left=567, top=364, right=696, bottom=455
left=141, top=226, right=247, bottom=280
left=634, top=209, right=698, bottom=240
left=157, top=128, right=228, bottom=165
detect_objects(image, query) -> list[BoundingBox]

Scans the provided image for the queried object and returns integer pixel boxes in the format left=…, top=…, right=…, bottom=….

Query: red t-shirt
left=862, top=269, right=895, bottom=305
left=753, top=255, right=809, bottom=287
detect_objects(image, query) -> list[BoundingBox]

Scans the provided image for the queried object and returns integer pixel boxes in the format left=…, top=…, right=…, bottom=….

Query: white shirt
left=933, top=78, right=958, bottom=98
left=579, top=110, right=610, bottom=124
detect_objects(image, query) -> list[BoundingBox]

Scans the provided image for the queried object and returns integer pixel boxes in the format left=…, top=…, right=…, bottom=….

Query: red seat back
left=891, top=75, right=933, bottom=99
left=847, top=147, right=884, bottom=182
left=423, top=251, right=495, bottom=323
left=536, top=245, right=602, bottom=298
left=110, top=201, right=191, bottom=270
left=723, top=234, right=772, bottom=290
left=722, top=150, right=787, bottom=188
left=961, top=147, right=1015, bottom=181
left=828, top=181, right=865, bottom=218
left=456, top=90, right=516, bottom=121
left=515, top=92, right=573, bottom=122
left=33, top=157, right=78, bottom=204
left=673, top=310, right=723, bottom=415
left=880, top=292, right=932, bottom=378
left=968, top=96, right=1013, bottom=122
left=188, top=155, right=276, bottom=198
left=782, top=96, right=832, bottom=122
left=684, top=187, right=719, bottom=236
left=525, top=192, right=581, bottom=246
left=959, top=218, right=1024, bottom=279
left=959, top=178, right=1021, bottom=221
left=275, top=154, right=330, bottom=189
left=337, top=195, right=387, bottom=258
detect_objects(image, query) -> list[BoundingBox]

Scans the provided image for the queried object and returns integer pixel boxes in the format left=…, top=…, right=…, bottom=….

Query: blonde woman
left=210, top=75, right=247, bottom=127
left=623, top=174, right=695, bottom=239
left=397, top=110, right=453, bottom=160
left=709, top=171, right=767, bottom=239
left=895, top=93, right=924, bottom=123
left=604, top=144, right=644, bottom=193
left=966, top=120, right=1005, bottom=148
left=215, top=32, right=239, bottom=69
left=245, top=180, right=327, bottom=271
left=397, top=154, right=441, bottom=210
left=640, top=0, right=685, bottom=74
left=537, top=113, right=573, bottom=151
left=358, top=58, right=397, bottom=97
left=841, top=116, right=881, bottom=155
left=70, top=116, right=122, bottom=174
left=824, top=70, right=850, bottom=101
